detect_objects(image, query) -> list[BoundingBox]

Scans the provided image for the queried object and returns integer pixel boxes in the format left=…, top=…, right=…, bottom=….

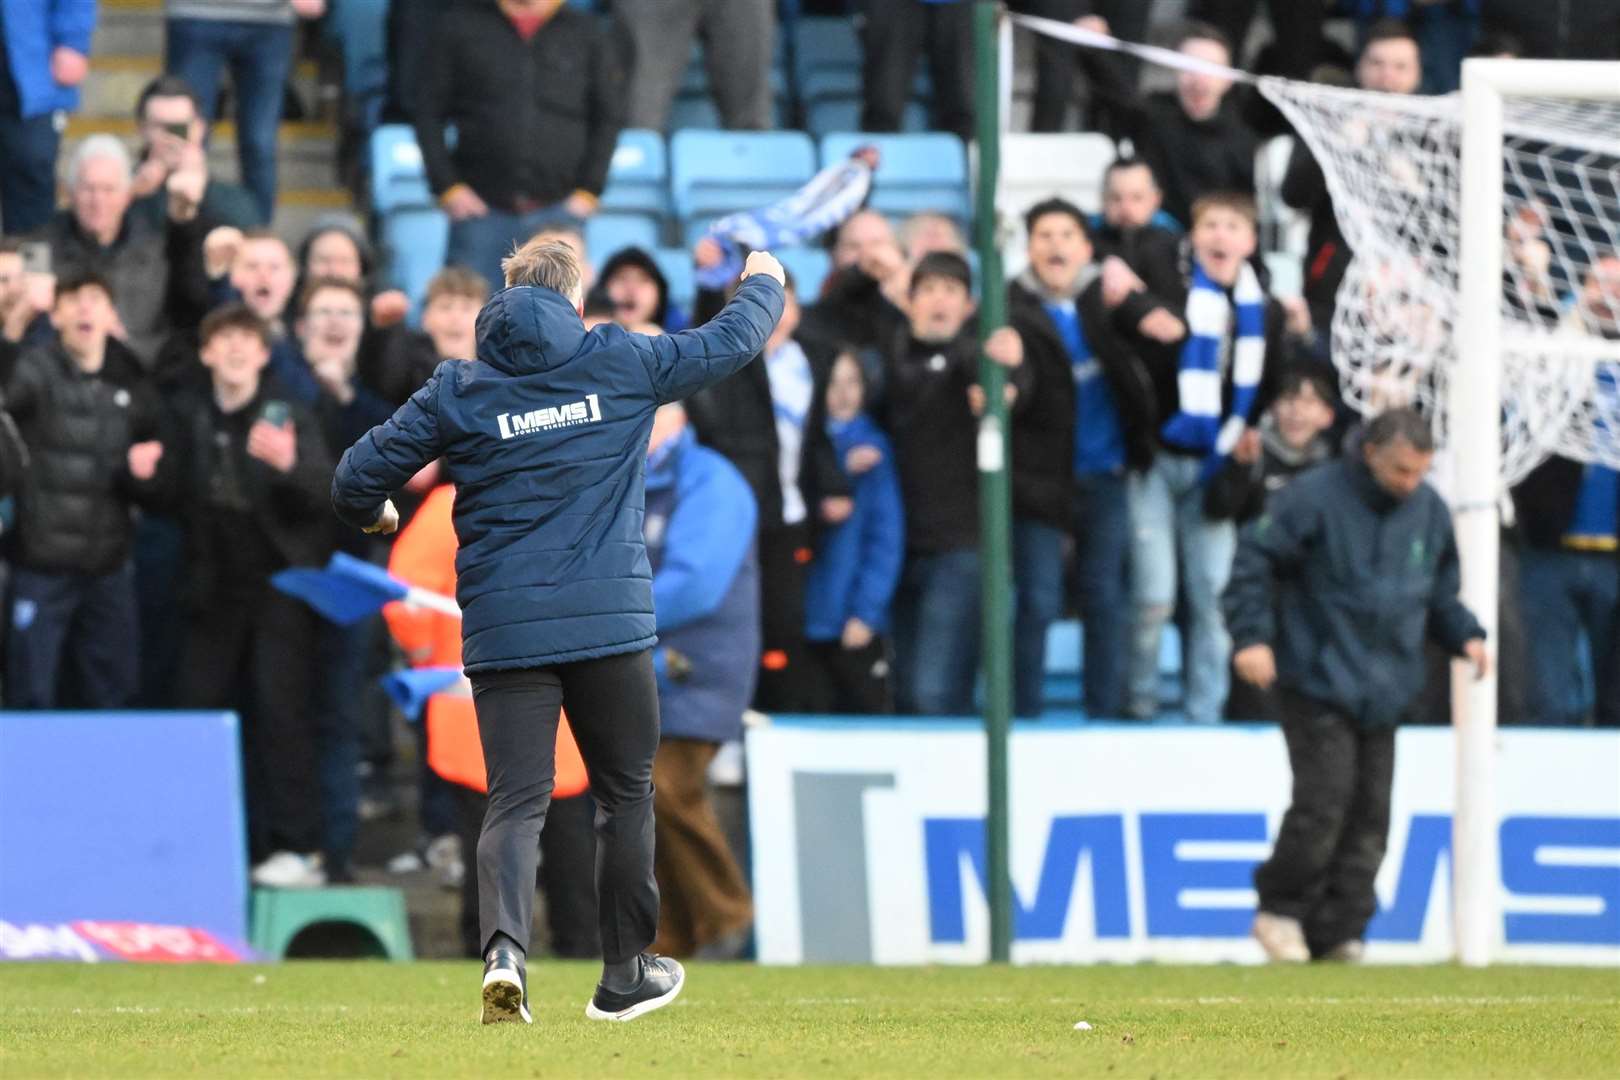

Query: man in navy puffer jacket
left=332, top=238, right=786, bottom=1025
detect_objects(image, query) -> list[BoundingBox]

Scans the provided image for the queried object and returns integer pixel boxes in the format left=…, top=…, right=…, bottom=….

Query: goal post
left=1453, top=58, right=1620, bottom=967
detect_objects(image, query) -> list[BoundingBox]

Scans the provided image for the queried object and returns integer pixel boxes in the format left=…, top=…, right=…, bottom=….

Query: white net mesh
left=1258, top=79, right=1620, bottom=484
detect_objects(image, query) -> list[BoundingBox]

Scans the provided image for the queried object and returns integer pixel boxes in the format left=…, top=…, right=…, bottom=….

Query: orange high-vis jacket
left=384, top=484, right=589, bottom=798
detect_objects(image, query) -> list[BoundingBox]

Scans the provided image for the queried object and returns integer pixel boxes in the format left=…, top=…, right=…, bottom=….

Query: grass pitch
left=2, top=962, right=1616, bottom=1078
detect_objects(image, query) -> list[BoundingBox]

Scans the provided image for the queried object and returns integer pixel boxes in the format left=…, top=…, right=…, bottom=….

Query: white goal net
left=1258, top=79, right=1620, bottom=485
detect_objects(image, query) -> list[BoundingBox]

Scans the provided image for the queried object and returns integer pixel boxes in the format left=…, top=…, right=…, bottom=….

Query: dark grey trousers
left=471, top=650, right=660, bottom=963
left=1253, top=689, right=1396, bottom=957
left=617, top=0, right=776, bottom=131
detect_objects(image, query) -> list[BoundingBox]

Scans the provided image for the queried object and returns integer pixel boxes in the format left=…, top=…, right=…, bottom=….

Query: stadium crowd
left=0, top=0, right=1616, bottom=956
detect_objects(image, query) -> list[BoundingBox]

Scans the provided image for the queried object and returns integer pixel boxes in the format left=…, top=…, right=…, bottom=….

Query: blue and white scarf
left=1159, top=258, right=1266, bottom=480
left=697, top=156, right=875, bottom=289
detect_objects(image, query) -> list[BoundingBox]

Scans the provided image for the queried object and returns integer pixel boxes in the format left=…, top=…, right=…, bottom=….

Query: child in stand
left=802, top=348, right=905, bottom=713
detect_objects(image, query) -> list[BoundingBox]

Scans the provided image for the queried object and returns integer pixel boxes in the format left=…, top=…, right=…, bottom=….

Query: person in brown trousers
left=642, top=403, right=758, bottom=957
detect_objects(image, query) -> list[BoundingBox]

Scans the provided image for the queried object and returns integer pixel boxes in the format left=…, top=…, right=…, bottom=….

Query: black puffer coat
left=4, top=343, right=163, bottom=574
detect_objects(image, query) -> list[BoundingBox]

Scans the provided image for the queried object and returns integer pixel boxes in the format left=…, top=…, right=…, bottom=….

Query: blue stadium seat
left=586, top=215, right=661, bottom=263
left=821, top=132, right=969, bottom=224
left=370, top=124, right=431, bottom=214
left=670, top=129, right=817, bottom=228
left=599, top=129, right=668, bottom=221
left=777, top=246, right=832, bottom=302
left=806, top=99, right=928, bottom=138
left=379, top=207, right=449, bottom=312
left=652, top=247, right=696, bottom=312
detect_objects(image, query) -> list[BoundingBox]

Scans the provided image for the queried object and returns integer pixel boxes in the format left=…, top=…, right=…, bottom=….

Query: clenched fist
left=742, top=250, right=786, bottom=287
left=364, top=499, right=400, bottom=535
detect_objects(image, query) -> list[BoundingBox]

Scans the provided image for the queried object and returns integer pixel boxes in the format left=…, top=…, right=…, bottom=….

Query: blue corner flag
left=270, top=552, right=413, bottom=625
left=381, top=667, right=464, bottom=721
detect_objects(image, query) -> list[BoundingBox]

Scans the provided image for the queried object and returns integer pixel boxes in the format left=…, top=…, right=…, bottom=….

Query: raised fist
left=742, top=250, right=786, bottom=287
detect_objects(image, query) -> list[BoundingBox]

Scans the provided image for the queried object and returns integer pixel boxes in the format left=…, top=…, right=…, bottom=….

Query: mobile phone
left=20, top=242, right=50, bottom=276
left=261, top=401, right=291, bottom=429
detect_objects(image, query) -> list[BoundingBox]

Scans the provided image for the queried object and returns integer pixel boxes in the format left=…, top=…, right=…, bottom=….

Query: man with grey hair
left=35, top=133, right=213, bottom=366
left=1224, top=407, right=1488, bottom=964
left=332, top=238, right=787, bottom=1024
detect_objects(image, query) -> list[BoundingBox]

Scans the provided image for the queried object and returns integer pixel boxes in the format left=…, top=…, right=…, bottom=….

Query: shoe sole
left=481, top=971, right=532, bottom=1025
left=584, top=971, right=684, bottom=1023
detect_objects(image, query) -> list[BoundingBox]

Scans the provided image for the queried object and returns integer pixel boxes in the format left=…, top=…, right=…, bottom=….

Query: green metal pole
left=972, top=0, right=1013, bottom=966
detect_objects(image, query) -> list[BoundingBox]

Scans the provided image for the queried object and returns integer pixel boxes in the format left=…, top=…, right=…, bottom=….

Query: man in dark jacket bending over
left=331, top=237, right=786, bottom=1024
left=1224, top=408, right=1487, bottom=964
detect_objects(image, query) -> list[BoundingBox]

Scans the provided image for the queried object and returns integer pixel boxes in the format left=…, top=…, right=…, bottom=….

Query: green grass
left=2, top=962, right=1616, bottom=1078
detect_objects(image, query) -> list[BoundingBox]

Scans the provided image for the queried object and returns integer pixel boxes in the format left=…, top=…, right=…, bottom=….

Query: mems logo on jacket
left=496, top=393, right=603, bottom=440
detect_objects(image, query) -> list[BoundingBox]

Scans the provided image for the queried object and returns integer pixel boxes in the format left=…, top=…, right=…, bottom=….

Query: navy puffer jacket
left=331, top=276, right=785, bottom=672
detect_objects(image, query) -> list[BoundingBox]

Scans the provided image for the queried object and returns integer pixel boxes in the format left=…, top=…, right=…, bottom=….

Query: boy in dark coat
left=166, top=303, right=336, bottom=887
left=4, top=272, right=165, bottom=709
left=877, top=252, right=1026, bottom=715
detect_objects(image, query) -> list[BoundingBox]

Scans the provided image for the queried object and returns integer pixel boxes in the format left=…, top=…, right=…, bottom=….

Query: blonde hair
left=501, top=237, right=583, bottom=300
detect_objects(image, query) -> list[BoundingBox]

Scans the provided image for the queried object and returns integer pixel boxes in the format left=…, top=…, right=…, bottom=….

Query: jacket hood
left=1259, top=412, right=1334, bottom=470
left=475, top=285, right=588, bottom=376
left=1012, top=263, right=1101, bottom=305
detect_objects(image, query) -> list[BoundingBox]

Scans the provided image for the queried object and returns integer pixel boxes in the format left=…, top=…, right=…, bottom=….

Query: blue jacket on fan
left=1, top=0, right=96, bottom=118
left=804, top=414, right=905, bottom=641
left=331, top=274, right=785, bottom=672
left=645, top=426, right=760, bottom=743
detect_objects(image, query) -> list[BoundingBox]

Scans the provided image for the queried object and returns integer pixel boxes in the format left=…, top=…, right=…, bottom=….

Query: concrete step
left=92, top=0, right=165, bottom=60
left=82, top=54, right=325, bottom=123
left=63, top=116, right=343, bottom=191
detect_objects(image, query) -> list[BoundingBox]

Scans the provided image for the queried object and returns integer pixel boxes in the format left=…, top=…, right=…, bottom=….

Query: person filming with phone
left=164, top=302, right=338, bottom=889
left=128, top=75, right=261, bottom=232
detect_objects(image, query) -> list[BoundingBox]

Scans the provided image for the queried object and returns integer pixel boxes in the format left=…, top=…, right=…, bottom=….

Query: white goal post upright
left=1452, top=58, right=1505, bottom=971
left=1454, top=59, right=1620, bottom=967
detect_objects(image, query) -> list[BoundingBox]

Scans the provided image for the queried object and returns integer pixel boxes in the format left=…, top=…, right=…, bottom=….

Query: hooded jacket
left=803, top=413, right=904, bottom=640
left=331, top=275, right=784, bottom=672
left=1223, top=457, right=1485, bottom=728
left=644, top=427, right=760, bottom=743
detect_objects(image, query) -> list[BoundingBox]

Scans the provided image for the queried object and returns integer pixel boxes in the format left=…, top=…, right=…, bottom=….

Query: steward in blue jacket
left=642, top=410, right=760, bottom=956
left=329, top=240, right=785, bottom=1025
left=645, top=420, right=761, bottom=745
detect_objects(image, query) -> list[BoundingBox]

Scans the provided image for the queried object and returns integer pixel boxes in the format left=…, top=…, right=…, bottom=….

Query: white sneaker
left=251, top=851, right=328, bottom=888
left=1252, top=912, right=1310, bottom=963
left=425, top=833, right=464, bottom=890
